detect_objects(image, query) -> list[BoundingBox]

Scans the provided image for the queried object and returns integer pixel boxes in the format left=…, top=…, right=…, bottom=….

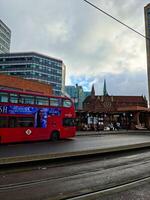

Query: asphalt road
left=0, top=132, right=150, bottom=159
left=98, top=180, right=150, bottom=200
left=1, top=148, right=150, bottom=199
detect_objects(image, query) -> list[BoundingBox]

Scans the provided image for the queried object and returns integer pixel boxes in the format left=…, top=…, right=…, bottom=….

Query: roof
left=0, top=52, right=62, bottom=63
left=84, top=95, right=147, bottom=103
left=117, top=106, right=149, bottom=112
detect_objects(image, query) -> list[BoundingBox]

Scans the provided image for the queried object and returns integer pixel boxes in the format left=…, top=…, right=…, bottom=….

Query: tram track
left=1, top=169, right=150, bottom=200
left=1, top=149, right=150, bottom=188
left=1, top=149, right=150, bottom=199
left=66, top=176, right=150, bottom=200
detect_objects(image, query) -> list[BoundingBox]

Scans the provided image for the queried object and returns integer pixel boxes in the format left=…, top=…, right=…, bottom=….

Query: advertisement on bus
left=0, top=105, right=61, bottom=128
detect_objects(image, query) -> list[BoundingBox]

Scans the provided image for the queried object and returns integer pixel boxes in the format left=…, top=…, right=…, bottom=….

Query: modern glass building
left=0, top=52, right=65, bottom=95
left=0, top=19, right=11, bottom=53
left=65, top=85, right=77, bottom=99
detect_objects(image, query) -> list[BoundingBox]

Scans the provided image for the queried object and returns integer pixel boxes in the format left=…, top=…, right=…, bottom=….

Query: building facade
left=144, top=4, right=150, bottom=103
left=65, top=85, right=77, bottom=99
left=0, top=52, right=65, bottom=95
left=84, top=91, right=91, bottom=98
left=83, top=95, right=148, bottom=113
left=0, top=73, right=53, bottom=95
left=0, top=19, right=11, bottom=53
left=81, top=89, right=148, bottom=130
left=65, top=84, right=91, bottom=110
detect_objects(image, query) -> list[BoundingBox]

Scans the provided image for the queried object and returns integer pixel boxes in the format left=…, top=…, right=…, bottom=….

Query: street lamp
left=76, top=84, right=79, bottom=110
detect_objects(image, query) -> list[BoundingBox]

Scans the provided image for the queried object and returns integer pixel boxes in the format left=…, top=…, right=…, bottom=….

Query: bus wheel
left=51, top=131, right=60, bottom=141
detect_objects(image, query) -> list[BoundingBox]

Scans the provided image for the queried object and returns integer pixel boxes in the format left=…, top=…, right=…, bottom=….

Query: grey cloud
left=0, top=0, right=149, bottom=97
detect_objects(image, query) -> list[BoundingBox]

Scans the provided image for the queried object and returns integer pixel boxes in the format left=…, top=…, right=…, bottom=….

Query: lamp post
left=76, top=84, right=79, bottom=110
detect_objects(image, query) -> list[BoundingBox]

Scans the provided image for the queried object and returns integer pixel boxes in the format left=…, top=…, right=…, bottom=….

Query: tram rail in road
left=1, top=148, right=150, bottom=200
left=1, top=174, right=150, bottom=200
left=67, top=176, right=150, bottom=200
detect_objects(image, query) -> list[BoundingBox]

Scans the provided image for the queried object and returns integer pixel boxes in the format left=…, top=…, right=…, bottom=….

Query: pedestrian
left=109, top=122, right=114, bottom=131
left=116, top=122, right=120, bottom=130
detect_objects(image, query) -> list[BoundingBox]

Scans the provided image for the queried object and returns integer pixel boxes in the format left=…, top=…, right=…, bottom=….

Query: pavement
left=76, top=129, right=150, bottom=136
left=0, top=130, right=150, bottom=165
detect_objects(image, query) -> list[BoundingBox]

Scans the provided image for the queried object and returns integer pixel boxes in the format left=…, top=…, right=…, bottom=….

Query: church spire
left=91, top=84, right=95, bottom=96
left=103, top=79, right=109, bottom=96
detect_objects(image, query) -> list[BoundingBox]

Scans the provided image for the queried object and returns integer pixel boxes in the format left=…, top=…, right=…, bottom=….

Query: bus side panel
left=23, top=128, right=50, bottom=142
left=0, top=128, right=50, bottom=144
left=60, top=108, right=76, bottom=139
left=0, top=128, right=26, bottom=143
left=61, top=126, right=76, bottom=138
left=47, top=116, right=61, bottom=138
left=47, top=116, right=76, bottom=139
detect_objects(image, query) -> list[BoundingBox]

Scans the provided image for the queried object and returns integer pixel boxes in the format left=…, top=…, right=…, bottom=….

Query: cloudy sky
left=0, top=0, right=149, bottom=96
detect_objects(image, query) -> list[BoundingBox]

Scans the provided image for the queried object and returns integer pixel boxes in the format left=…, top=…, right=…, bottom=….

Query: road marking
left=124, top=155, right=138, bottom=159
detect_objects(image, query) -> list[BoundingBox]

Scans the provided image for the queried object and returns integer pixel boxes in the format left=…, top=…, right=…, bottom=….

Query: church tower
left=91, top=84, right=95, bottom=97
left=103, top=79, right=109, bottom=96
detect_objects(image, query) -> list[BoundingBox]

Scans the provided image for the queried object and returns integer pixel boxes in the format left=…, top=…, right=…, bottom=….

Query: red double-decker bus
left=0, top=89, right=76, bottom=144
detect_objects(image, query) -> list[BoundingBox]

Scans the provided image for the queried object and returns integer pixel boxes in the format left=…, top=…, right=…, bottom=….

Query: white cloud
left=0, top=0, right=149, bottom=97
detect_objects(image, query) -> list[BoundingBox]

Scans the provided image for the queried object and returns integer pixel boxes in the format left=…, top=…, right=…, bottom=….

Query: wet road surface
left=0, top=132, right=150, bottom=158
left=1, top=148, right=150, bottom=199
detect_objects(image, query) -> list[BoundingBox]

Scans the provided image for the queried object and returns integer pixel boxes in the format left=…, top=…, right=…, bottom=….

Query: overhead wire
left=83, top=0, right=150, bottom=41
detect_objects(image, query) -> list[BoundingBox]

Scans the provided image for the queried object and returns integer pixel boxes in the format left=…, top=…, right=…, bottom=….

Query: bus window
left=63, top=118, right=75, bottom=127
left=0, top=92, right=9, bottom=102
left=9, top=117, right=34, bottom=128
left=10, top=93, right=18, bottom=103
left=19, top=95, right=35, bottom=104
left=50, top=98, right=61, bottom=107
left=16, top=117, right=34, bottom=127
left=35, top=96, right=49, bottom=105
left=9, top=117, right=16, bottom=128
left=0, top=117, right=8, bottom=128
left=63, top=99, right=72, bottom=108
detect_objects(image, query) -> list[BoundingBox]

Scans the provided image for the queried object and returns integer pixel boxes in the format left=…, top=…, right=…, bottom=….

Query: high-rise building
left=65, top=85, right=77, bottom=99
left=0, top=19, right=11, bottom=53
left=144, top=4, right=150, bottom=103
left=0, top=52, right=65, bottom=95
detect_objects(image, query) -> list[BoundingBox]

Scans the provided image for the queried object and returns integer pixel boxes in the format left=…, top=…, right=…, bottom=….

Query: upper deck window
left=50, top=98, right=61, bottom=107
left=10, top=93, right=18, bottom=103
left=63, top=99, right=72, bottom=108
left=35, top=96, right=49, bottom=105
left=19, top=95, right=35, bottom=104
left=0, top=92, right=9, bottom=102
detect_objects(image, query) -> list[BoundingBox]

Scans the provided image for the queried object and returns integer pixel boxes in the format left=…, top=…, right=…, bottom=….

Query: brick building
left=83, top=95, right=147, bottom=113
left=0, top=74, right=53, bottom=95
left=77, top=84, right=149, bottom=130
